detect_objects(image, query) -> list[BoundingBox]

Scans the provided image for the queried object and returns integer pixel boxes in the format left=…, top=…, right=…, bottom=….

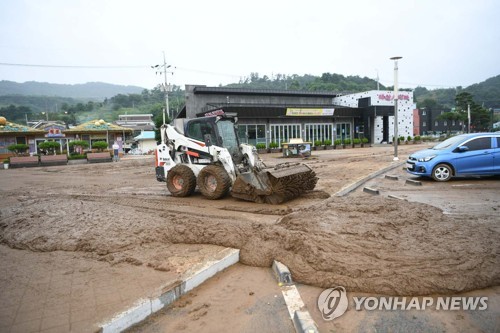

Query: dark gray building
left=180, top=85, right=406, bottom=147
left=418, top=108, right=464, bottom=135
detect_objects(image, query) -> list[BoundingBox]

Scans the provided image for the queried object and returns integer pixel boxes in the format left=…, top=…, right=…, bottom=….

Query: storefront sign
left=203, top=109, right=225, bottom=117
left=286, top=108, right=335, bottom=116
left=378, top=93, right=410, bottom=101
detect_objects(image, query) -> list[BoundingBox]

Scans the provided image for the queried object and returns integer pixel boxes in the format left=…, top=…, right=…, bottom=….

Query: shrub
left=353, top=138, right=361, bottom=144
left=407, top=136, right=412, bottom=142
left=314, top=140, right=323, bottom=146
left=334, top=139, right=342, bottom=146
left=269, top=142, right=279, bottom=149
left=399, top=136, right=405, bottom=142
left=38, top=141, right=61, bottom=154
left=92, top=141, right=109, bottom=151
left=68, top=154, right=86, bottom=160
left=361, top=137, right=369, bottom=144
left=323, top=139, right=332, bottom=146
left=344, top=138, right=351, bottom=145
left=7, top=143, right=29, bottom=155
left=413, top=135, right=421, bottom=141
left=255, top=143, right=266, bottom=149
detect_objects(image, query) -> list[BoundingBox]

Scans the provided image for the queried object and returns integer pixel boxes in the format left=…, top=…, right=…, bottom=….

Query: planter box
left=9, top=156, right=39, bottom=168
left=40, top=154, right=68, bottom=166
left=257, top=149, right=269, bottom=154
left=87, top=152, right=112, bottom=163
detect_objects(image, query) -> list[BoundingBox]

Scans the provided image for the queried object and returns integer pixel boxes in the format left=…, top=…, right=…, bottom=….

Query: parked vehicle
left=406, top=133, right=500, bottom=181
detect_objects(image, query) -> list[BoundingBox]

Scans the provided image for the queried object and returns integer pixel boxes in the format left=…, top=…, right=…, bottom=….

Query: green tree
left=38, top=141, right=61, bottom=155
left=92, top=141, right=108, bottom=152
left=7, top=143, right=29, bottom=155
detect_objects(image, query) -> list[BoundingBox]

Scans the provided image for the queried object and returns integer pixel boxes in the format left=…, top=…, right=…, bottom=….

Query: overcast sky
left=1, top=0, right=499, bottom=90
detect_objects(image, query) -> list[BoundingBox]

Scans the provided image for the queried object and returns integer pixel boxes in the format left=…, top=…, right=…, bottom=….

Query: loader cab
left=185, top=116, right=243, bottom=163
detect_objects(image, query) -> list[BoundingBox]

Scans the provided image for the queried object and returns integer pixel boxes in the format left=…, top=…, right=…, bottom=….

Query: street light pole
left=390, top=56, right=402, bottom=161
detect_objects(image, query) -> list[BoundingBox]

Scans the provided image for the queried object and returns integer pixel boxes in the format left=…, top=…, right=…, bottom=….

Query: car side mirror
left=204, top=134, right=212, bottom=147
left=457, top=146, right=469, bottom=152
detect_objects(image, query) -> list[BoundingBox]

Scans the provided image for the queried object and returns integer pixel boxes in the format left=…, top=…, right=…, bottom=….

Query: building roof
left=0, top=117, right=46, bottom=135
left=64, top=119, right=133, bottom=133
left=134, top=131, right=156, bottom=140
left=193, top=86, right=340, bottom=98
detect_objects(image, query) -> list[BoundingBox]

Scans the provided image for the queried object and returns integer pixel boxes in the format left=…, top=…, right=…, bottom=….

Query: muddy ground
left=1, top=145, right=498, bottom=299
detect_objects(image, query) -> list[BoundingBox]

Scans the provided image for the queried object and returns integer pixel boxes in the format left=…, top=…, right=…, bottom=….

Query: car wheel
left=432, top=164, right=453, bottom=182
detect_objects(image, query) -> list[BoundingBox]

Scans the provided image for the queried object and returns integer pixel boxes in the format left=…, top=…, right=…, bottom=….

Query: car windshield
left=432, top=136, right=465, bottom=150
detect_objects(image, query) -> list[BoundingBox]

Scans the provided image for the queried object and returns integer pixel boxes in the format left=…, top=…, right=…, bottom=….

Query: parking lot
left=0, top=144, right=498, bottom=332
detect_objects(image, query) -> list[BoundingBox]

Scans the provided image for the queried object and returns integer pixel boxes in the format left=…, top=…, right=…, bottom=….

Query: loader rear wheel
left=197, top=165, right=231, bottom=200
left=166, top=165, right=196, bottom=197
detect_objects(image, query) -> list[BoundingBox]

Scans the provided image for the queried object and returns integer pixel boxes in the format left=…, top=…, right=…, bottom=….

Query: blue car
left=406, top=133, right=500, bottom=181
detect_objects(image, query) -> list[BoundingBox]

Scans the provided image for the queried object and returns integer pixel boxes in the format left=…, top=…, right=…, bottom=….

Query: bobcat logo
left=317, top=286, right=348, bottom=321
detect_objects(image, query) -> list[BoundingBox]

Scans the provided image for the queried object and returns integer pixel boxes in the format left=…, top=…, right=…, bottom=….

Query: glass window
left=435, top=121, right=438, bottom=126
left=16, top=136, right=27, bottom=145
left=186, top=120, right=215, bottom=143
left=336, top=123, right=351, bottom=141
left=257, top=125, right=266, bottom=144
left=270, top=124, right=300, bottom=145
left=237, top=125, right=247, bottom=144
left=423, top=121, right=426, bottom=127
left=216, top=120, right=239, bottom=156
left=463, top=137, right=491, bottom=151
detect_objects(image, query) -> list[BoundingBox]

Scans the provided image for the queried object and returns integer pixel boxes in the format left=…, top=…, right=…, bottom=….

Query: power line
left=0, top=62, right=148, bottom=69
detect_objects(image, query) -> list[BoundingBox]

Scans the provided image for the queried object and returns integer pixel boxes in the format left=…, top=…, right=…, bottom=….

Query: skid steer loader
left=155, top=115, right=317, bottom=204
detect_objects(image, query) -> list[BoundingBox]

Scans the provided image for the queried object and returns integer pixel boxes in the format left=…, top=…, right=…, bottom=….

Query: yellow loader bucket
left=231, top=162, right=317, bottom=204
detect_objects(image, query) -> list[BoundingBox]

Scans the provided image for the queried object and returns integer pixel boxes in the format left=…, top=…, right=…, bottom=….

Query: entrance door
left=382, top=116, right=389, bottom=142
left=336, top=123, right=351, bottom=142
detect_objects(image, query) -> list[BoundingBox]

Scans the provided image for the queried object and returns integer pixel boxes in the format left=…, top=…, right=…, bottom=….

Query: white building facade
left=334, top=90, right=416, bottom=143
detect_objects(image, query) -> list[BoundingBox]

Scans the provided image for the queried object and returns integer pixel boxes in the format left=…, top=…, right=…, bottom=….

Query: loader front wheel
left=166, top=165, right=196, bottom=197
left=197, top=165, right=231, bottom=200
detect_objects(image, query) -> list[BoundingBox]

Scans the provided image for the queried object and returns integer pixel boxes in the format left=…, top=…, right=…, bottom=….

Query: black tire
left=197, top=165, right=231, bottom=200
left=166, top=164, right=196, bottom=197
left=432, top=164, right=453, bottom=182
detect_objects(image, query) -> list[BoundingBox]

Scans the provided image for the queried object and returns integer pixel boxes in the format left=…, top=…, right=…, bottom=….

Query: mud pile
left=1, top=192, right=498, bottom=296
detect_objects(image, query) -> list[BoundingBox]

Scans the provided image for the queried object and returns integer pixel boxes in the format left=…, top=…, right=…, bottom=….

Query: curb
left=272, top=261, right=319, bottom=333
left=363, top=187, right=380, bottom=195
left=335, top=161, right=405, bottom=197
left=406, top=179, right=422, bottom=186
left=385, top=174, right=399, bottom=181
left=99, top=248, right=240, bottom=333
left=272, top=260, right=293, bottom=285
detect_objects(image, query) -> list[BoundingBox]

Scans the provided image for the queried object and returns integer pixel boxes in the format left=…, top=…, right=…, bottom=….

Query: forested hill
left=0, top=80, right=144, bottom=99
left=412, top=74, right=500, bottom=108
left=225, top=72, right=500, bottom=108
left=224, top=72, right=384, bottom=92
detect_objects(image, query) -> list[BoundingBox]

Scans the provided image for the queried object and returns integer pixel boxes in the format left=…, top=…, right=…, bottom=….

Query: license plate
left=406, top=163, right=413, bottom=170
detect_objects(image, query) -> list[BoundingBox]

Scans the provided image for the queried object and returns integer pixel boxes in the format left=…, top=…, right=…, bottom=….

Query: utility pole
left=152, top=52, right=175, bottom=125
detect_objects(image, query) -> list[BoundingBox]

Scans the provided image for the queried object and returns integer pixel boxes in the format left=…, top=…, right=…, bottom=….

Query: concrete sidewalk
left=0, top=244, right=227, bottom=333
